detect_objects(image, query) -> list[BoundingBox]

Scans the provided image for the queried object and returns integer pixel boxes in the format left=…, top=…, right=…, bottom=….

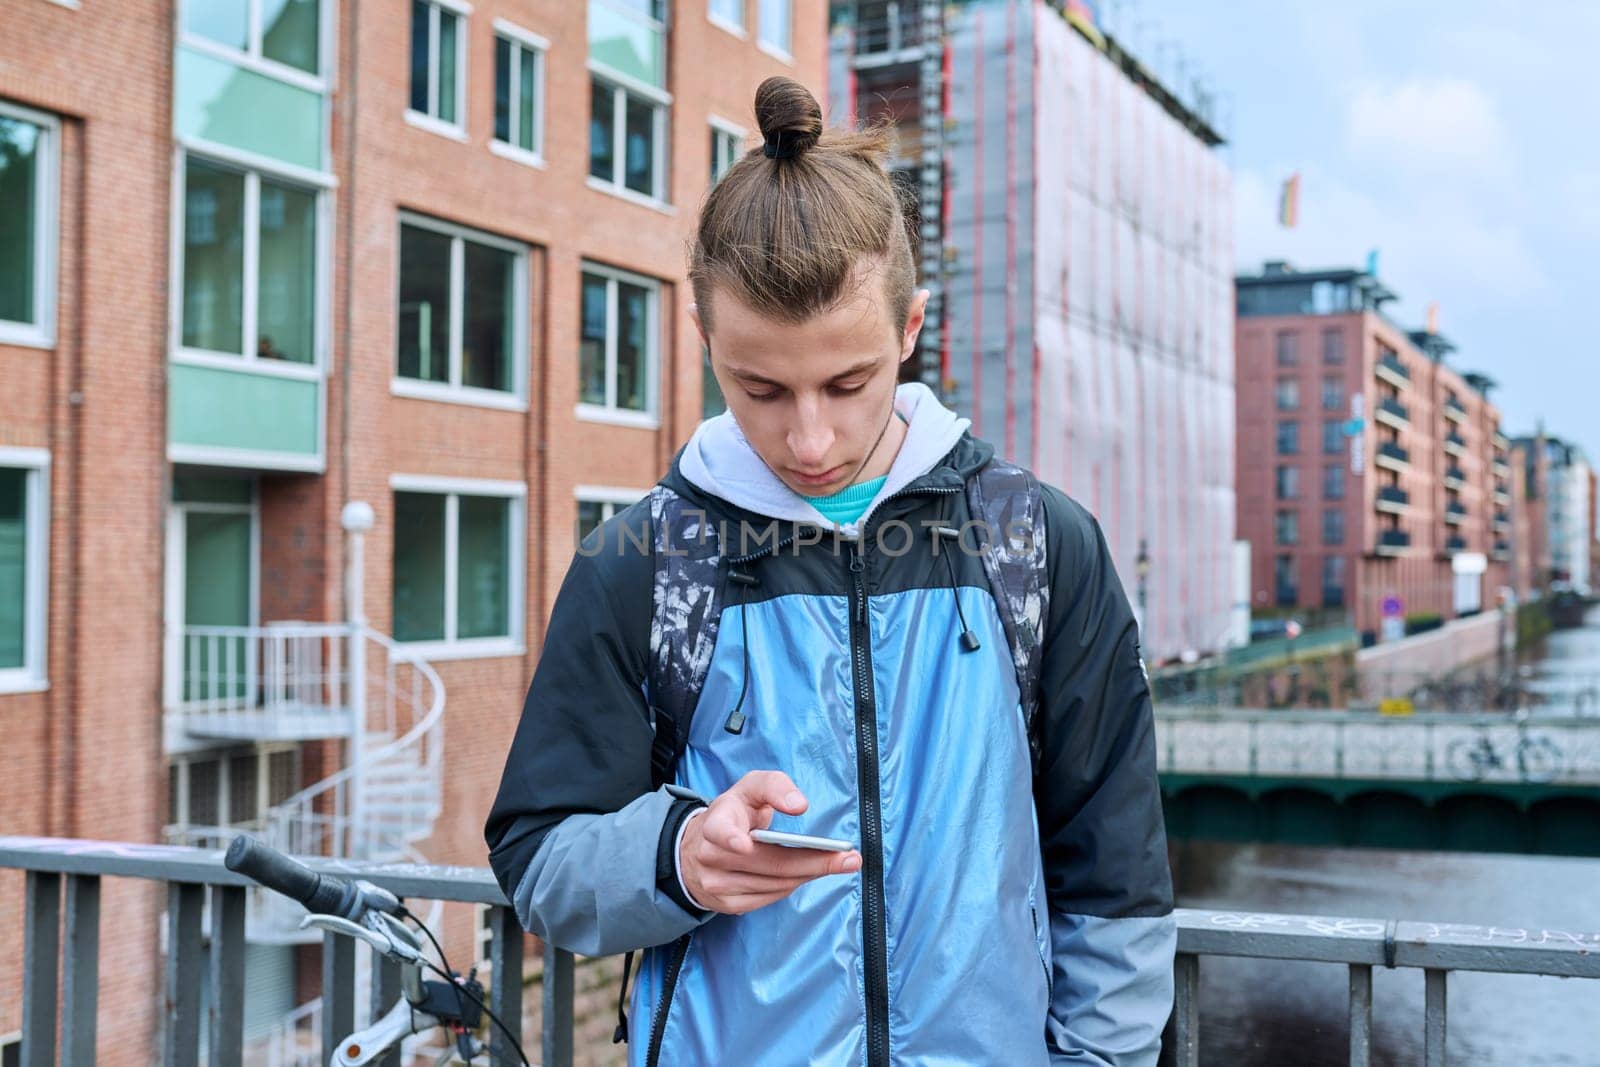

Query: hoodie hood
left=675, top=382, right=974, bottom=538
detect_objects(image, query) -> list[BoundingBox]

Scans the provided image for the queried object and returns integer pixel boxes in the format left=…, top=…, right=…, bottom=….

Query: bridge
left=1155, top=706, right=1600, bottom=856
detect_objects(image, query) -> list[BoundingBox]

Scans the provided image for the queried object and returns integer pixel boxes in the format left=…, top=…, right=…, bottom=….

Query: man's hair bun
left=754, top=76, right=823, bottom=160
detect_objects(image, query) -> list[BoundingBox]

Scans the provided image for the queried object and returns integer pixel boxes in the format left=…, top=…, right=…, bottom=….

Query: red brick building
left=0, top=0, right=823, bottom=1057
left=1235, top=263, right=1512, bottom=642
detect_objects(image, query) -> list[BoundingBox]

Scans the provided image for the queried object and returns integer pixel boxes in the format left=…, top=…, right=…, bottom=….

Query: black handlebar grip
left=224, top=835, right=360, bottom=919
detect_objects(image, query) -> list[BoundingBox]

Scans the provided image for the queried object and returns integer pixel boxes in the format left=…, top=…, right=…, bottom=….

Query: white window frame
left=406, top=0, right=471, bottom=139
left=708, top=0, right=746, bottom=37
left=709, top=116, right=746, bottom=183
left=490, top=20, right=548, bottom=168
left=175, top=0, right=335, bottom=91
left=162, top=482, right=260, bottom=717
left=165, top=743, right=298, bottom=836
left=392, top=212, right=529, bottom=410
left=0, top=101, right=60, bottom=350
left=388, top=474, right=526, bottom=661
left=576, top=263, right=661, bottom=429
left=170, top=149, right=332, bottom=384
left=0, top=448, right=50, bottom=694
left=757, top=0, right=793, bottom=61
left=586, top=68, right=672, bottom=208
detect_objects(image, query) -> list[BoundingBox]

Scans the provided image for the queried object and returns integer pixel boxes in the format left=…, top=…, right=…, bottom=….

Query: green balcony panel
left=175, top=45, right=324, bottom=171
left=169, top=362, right=320, bottom=463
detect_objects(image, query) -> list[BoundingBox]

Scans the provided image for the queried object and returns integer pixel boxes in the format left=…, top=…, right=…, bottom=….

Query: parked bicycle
left=224, top=836, right=527, bottom=1066
left=1444, top=717, right=1563, bottom=784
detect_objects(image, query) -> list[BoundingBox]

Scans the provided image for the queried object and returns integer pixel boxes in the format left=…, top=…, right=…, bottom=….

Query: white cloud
left=1344, top=77, right=1512, bottom=184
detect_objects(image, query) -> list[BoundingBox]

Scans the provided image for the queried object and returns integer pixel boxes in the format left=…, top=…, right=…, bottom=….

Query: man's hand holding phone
left=678, top=770, right=861, bottom=915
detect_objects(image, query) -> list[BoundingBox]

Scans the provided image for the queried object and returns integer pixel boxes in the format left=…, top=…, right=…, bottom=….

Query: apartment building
left=0, top=0, right=822, bottom=1058
left=1236, top=262, right=1514, bottom=642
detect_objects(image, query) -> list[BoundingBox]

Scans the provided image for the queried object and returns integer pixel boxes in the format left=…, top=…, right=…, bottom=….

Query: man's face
left=696, top=264, right=927, bottom=499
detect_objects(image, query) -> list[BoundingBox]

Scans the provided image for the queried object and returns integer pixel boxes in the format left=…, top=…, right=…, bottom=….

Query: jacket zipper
left=645, top=933, right=692, bottom=1067
left=847, top=541, right=890, bottom=1067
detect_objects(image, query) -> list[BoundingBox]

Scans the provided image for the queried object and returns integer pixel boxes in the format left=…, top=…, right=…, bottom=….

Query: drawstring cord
left=725, top=567, right=760, bottom=734
left=932, top=525, right=982, bottom=652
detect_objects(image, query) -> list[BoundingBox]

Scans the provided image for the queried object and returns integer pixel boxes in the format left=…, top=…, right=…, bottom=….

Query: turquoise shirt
left=803, top=475, right=887, bottom=526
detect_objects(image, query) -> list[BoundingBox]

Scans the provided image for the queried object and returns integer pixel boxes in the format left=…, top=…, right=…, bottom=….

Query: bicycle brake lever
left=300, top=914, right=393, bottom=954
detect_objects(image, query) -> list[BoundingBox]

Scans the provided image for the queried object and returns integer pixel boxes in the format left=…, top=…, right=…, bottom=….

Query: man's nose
left=788, top=402, right=835, bottom=467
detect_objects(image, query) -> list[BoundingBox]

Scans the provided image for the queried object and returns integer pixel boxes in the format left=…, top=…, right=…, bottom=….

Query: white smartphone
left=750, top=828, right=855, bottom=853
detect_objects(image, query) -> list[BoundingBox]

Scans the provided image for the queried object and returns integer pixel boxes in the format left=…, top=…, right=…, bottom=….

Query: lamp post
left=1136, top=539, right=1151, bottom=635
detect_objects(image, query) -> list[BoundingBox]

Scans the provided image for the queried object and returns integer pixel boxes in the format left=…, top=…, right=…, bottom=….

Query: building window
left=166, top=745, right=299, bottom=841
left=396, top=215, right=528, bottom=404
left=1275, top=379, right=1299, bottom=411
left=184, top=0, right=322, bottom=76
left=711, top=121, right=744, bottom=184
left=759, top=0, right=792, bottom=56
left=1275, top=510, right=1299, bottom=547
left=1321, top=328, right=1344, bottom=364
left=710, top=0, right=745, bottom=32
left=579, top=265, right=659, bottom=422
left=1323, top=419, right=1344, bottom=455
left=0, top=451, right=50, bottom=692
left=1322, top=509, right=1345, bottom=546
left=575, top=488, right=644, bottom=546
left=1275, top=330, right=1298, bottom=367
left=2, top=1031, right=18, bottom=1067
left=1274, top=554, right=1297, bottom=606
left=1276, top=420, right=1299, bottom=455
left=1322, top=556, right=1346, bottom=607
left=493, top=24, right=547, bottom=160
left=0, top=102, right=59, bottom=348
left=1322, top=377, right=1343, bottom=412
left=409, top=0, right=467, bottom=130
left=590, top=77, right=667, bottom=201
left=1323, top=464, right=1344, bottom=501
left=1275, top=465, right=1298, bottom=501
left=180, top=156, right=320, bottom=366
left=392, top=478, right=525, bottom=653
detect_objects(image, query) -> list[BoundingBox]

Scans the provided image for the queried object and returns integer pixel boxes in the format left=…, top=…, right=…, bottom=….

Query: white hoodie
left=677, top=382, right=972, bottom=539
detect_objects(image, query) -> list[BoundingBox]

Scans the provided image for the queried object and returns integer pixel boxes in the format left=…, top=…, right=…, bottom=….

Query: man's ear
left=900, top=289, right=931, bottom=363
left=689, top=303, right=710, bottom=350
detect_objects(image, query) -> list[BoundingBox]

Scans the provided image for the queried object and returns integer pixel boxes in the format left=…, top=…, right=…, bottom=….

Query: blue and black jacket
left=486, top=389, right=1175, bottom=1065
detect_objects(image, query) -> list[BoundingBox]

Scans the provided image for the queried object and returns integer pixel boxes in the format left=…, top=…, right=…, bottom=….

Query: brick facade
left=0, top=0, right=824, bottom=1059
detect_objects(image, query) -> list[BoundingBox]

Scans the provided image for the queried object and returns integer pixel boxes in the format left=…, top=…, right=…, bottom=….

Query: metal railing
left=1376, top=441, right=1410, bottom=467
left=1168, top=909, right=1600, bottom=1067
left=166, top=623, right=354, bottom=739
left=848, top=0, right=925, bottom=58
left=1375, top=352, right=1410, bottom=385
left=5, top=839, right=1596, bottom=1067
left=1156, top=705, right=1600, bottom=785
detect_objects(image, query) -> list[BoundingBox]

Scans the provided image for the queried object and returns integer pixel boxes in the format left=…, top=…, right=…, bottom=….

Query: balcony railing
left=1375, top=352, right=1410, bottom=388
left=1494, top=488, right=1512, bottom=506
left=1445, top=502, right=1468, bottom=525
left=1443, top=432, right=1468, bottom=457
left=1446, top=534, right=1468, bottom=552
left=1493, top=431, right=1511, bottom=451
left=1375, top=396, right=1411, bottom=429
left=1377, top=529, right=1411, bottom=555
left=1491, top=458, right=1511, bottom=477
left=849, top=0, right=927, bottom=61
left=1376, top=441, right=1410, bottom=470
left=1494, top=512, right=1511, bottom=530
left=1493, top=540, right=1512, bottom=560
left=165, top=622, right=356, bottom=740
left=1443, top=398, right=1469, bottom=423
left=1443, top=466, right=1467, bottom=489
left=1375, top=485, right=1410, bottom=513
left=5, top=838, right=1597, bottom=1067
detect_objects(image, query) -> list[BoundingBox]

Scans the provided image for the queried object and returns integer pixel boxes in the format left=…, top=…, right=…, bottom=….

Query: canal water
left=1171, top=605, right=1600, bottom=1066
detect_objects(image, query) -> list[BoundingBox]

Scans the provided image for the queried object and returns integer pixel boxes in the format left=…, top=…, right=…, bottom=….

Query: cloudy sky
left=1133, top=0, right=1600, bottom=458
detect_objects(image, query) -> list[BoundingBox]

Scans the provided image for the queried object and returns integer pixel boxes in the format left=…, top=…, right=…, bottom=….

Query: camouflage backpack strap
left=647, top=486, right=725, bottom=789
left=966, top=459, right=1050, bottom=770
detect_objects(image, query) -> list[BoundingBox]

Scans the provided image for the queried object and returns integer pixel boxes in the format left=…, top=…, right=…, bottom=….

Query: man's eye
left=829, top=382, right=867, bottom=396
left=745, top=390, right=780, bottom=402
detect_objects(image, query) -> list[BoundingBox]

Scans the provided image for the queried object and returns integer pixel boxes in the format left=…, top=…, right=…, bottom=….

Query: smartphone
left=750, top=828, right=855, bottom=853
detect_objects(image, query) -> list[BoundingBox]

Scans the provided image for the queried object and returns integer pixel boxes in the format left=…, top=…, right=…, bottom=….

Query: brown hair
left=690, top=76, right=916, bottom=336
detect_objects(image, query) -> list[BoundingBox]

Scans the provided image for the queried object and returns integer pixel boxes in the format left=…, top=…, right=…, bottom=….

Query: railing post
left=371, top=951, right=403, bottom=1067
left=62, top=875, right=100, bottom=1067
left=1171, top=952, right=1199, bottom=1067
left=322, top=928, right=356, bottom=1062
left=164, top=882, right=205, bottom=1067
left=489, top=906, right=525, bottom=1064
left=1423, top=968, right=1447, bottom=1067
left=542, top=943, right=574, bottom=1067
left=1347, top=964, right=1372, bottom=1067
left=21, top=871, right=61, bottom=1067
left=209, top=884, right=247, bottom=1067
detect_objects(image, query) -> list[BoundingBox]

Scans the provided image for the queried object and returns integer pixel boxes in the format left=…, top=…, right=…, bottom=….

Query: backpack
left=644, top=459, right=1050, bottom=789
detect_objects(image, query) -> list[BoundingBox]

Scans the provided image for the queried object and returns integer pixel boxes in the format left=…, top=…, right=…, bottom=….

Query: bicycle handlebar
left=225, top=835, right=383, bottom=921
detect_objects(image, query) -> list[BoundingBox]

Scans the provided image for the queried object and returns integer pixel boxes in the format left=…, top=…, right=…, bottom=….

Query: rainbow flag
left=1278, top=173, right=1300, bottom=228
